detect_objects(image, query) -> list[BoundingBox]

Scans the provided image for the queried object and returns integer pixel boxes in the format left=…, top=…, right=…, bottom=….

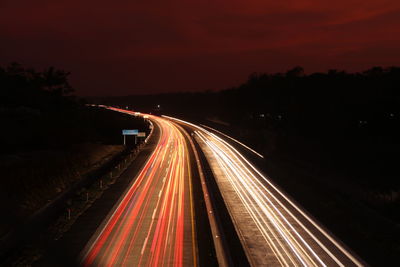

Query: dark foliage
left=95, top=66, right=400, bottom=222
left=217, top=66, right=400, bottom=192
left=0, top=63, right=148, bottom=153
left=93, top=66, right=400, bottom=264
left=96, top=66, right=400, bottom=192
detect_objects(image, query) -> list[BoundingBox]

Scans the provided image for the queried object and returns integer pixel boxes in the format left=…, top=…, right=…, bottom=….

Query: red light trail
left=80, top=108, right=196, bottom=267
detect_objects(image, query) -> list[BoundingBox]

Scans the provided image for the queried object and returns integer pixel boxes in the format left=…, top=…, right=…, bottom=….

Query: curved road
left=81, top=110, right=197, bottom=267
left=167, top=116, right=364, bottom=267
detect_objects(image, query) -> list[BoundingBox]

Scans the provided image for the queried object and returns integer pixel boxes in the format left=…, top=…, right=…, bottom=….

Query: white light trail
left=164, top=115, right=363, bottom=267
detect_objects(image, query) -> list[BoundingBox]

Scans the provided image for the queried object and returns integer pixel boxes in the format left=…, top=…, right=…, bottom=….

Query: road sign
left=137, top=132, right=146, bottom=137
left=122, top=129, right=138, bottom=135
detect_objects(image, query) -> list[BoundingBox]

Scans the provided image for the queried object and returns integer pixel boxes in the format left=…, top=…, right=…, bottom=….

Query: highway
left=166, top=116, right=364, bottom=267
left=80, top=109, right=197, bottom=267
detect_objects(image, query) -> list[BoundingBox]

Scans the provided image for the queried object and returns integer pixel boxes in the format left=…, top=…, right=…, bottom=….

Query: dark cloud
left=1, top=0, right=399, bottom=95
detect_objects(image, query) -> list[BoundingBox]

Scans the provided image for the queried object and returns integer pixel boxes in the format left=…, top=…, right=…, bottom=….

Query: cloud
left=1, top=0, right=400, bottom=95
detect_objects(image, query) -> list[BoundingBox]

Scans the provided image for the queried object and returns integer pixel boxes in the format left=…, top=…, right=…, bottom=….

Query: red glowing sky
left=1, top=0, right=400, bottom=95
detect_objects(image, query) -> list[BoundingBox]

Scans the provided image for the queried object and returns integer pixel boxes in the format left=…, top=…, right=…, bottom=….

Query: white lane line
left=141, top=237, right=149, bottom=255
left=152, top=208, right=157, bottom=220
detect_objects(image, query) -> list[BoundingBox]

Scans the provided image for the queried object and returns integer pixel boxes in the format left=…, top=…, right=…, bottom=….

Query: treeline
left=0, top=62, right=76, bottom=111
left=97, top=66, right=400, bottom=138
left=217, top=67, right=400, bottom=191
left=218, top=66, right=400, bottom=137
left=0, top=63, right=149, bottom=153
left=93, top=66, right=400, bottom=265
left=0, top=63, right=150, bottom=235
left=96, top=66, right=400, bottom=192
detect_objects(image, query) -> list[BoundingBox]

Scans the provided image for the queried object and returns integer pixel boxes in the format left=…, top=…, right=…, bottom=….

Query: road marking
left=141, top=237, right=148, bottom=255
left=152, top=208, right=157, bottom=220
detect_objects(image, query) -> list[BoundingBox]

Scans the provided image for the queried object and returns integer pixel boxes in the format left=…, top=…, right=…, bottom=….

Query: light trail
left=165, top=116, right=364, bottom=267
left=200, top=124, right=264, bottom=158
left=80, top=108, right=197, bottom=267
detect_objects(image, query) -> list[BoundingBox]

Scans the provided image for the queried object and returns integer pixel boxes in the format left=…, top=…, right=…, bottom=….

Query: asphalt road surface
left=81, top=110, right=197, bottom=267
left=167, top=116, right=365, bottom=267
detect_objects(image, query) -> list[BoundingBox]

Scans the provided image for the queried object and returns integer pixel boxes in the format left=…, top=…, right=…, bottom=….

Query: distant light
left=157, top=104, right=161, bottom=108
left=390, top=113, right=394, bottom=117
left=260, top=114, right=265, bottom=118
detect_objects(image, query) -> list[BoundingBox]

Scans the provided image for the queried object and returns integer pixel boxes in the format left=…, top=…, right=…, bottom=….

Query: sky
left=1, top=0, right=400, bottom=95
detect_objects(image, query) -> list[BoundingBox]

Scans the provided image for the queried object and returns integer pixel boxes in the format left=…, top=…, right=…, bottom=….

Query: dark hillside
left=94, top=66, right=400, bottom=265
left=0, top=63, right=149, bottom=239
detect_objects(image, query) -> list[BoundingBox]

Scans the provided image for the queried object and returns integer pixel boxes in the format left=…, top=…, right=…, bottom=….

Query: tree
left=286, top=66, right=304, bottom=77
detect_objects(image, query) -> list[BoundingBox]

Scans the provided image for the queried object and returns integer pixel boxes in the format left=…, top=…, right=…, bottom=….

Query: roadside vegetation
left=0, top=63, right=149, bottom=239
left=96, top=66, right=400, bottom=265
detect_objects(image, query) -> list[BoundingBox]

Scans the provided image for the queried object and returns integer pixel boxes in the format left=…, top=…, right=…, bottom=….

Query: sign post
left=137, top=132, right=146, bottom=144
left=122, top=129, right=139, bottom=145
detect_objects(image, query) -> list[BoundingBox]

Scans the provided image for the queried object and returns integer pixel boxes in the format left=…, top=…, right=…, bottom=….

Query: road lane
left=81, top=110, right=196, bottom=267
left=166, top=116, right=364, bottom=267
